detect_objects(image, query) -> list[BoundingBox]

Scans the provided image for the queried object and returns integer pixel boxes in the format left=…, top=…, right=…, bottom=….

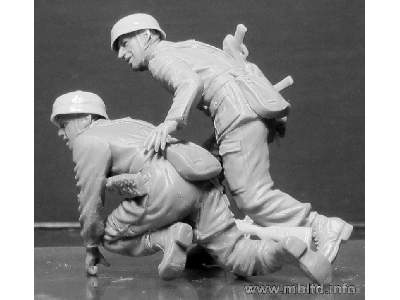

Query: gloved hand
left=144, top=120, right=179, bottom=153
left=106, top=173, right=148, bottom=198
left=85, top=246, right=110, bottom=276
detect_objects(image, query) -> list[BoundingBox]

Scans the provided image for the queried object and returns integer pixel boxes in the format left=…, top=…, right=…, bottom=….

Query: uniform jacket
left=71, top=118, right=201, bottom=247
left=146, top=40, right=289, bottom=127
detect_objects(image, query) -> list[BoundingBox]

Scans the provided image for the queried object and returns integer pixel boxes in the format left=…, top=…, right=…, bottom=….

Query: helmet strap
left=67, top=115, right=92, bottom=139
left=140, top=29, right=159, bottom=52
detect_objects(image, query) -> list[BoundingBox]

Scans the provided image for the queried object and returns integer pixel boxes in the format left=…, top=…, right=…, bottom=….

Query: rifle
left=223, top=24, right=294, bottom=92
left=222, top=24, right=249, bottom=67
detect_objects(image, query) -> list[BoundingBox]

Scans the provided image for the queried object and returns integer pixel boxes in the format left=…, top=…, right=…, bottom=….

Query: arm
left=73, top=135, right=112, bottom=247
left=146, top=54, right=203, bottom=152
left=72, top=135, right=112, bottom=274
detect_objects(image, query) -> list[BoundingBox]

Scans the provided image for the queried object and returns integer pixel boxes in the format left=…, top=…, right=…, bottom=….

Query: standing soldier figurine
left=110, top=13, right=353, bottom=263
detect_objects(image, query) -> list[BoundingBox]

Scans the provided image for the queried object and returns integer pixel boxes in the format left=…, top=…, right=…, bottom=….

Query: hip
left=210, top=82, right=258, bottom=140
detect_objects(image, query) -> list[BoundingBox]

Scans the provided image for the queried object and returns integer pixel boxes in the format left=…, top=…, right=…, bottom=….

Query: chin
left=131, top=66, right=144, bottom=72
left=130, top=62, right=146, bottom=72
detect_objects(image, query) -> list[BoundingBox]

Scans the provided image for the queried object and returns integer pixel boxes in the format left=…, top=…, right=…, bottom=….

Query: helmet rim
left=111, top=13, right=166, bottom=51
left=50, top=91, right=108, bottom=126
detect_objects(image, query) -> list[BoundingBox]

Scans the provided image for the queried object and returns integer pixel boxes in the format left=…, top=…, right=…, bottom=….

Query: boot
left=147, top=222, right=193, bottom=280
left=233, top=236, right=333, bottom=284
left=278, top=236, right=333, bottom=284
left=309, top=214, right=353, bottom=263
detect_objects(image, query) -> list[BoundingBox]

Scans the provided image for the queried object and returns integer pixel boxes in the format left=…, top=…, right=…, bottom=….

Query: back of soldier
left=85, top=117, right=154, bottom=144
left=81, top=118, right=154, bottom=175
left=153, top=40, right=237, bottom=86
left=82, top=118, right=202, bottom=235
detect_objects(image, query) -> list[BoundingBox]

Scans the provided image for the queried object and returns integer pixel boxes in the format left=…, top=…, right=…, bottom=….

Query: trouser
left=218, top=119, right=312, bottom=227
left=211, top=80, right=313, bottom=227
left=102, top=181, right=298, bottom=276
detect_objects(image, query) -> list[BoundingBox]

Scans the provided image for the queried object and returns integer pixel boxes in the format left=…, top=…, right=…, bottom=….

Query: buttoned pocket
left=218, top=139, right=248, bottom=193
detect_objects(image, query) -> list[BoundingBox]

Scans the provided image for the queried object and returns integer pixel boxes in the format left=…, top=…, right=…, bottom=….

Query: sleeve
left=148, top=54, right=203, bottom=127
left=72, top=135, right=112, bottom=248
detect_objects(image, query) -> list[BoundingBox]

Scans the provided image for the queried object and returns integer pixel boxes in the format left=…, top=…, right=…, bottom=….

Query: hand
left=85, top=247, right=110, bottom=276
left=144, top=120, right=179, bottom=153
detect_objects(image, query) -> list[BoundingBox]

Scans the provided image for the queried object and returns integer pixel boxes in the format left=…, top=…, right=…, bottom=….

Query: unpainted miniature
left=110, top=13, right=353, bottom=263
left=50, top=90, right=332, bottom=284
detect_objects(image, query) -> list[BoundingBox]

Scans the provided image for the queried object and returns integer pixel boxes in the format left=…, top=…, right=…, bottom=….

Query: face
left=117, top=31, right=148, bottom=71
left=57, top=114, right=91, bottom=148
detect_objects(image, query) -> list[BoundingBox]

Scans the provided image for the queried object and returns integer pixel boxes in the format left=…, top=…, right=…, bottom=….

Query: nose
left=118, top=47, right=125, bottom=59
left=58, top=129, right=66, bottom=139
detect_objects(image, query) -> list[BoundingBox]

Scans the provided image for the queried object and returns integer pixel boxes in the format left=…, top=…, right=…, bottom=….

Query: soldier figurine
left=50, top=90, right=332, bottom=283
left=110, top=13, right=353, bottom=263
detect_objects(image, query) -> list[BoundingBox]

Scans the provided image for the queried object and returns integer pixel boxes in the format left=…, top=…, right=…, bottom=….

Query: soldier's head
left=50, top=91, right=108, bottom=147
left=110, top=13, right=166, bottom=71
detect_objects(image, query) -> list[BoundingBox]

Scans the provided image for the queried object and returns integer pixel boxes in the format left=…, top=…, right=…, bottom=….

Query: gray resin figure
left=50, top=90, right=332, bottom=283
left=110, top=13, right=353, bottom=263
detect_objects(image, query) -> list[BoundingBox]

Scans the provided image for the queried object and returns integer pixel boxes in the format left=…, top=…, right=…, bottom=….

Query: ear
left=85, top=114, right=94, bottom=125
left=76, top=114, right=92, bottom=129
left=140, top=29, right=152, bottom=42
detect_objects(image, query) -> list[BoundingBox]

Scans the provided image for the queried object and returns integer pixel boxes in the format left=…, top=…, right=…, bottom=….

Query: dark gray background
left=35, top=0, right=364, bottom=223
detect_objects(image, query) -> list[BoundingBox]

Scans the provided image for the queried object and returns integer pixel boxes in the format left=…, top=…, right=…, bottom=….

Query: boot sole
left=327, top=221, right=353, bottom=263
left=283, top=236, right=333, bottom=285
left=159, top=223, right=193, bottom=280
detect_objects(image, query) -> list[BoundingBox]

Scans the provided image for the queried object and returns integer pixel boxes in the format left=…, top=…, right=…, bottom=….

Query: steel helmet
left=110, top=13, right=166, bottom=51
left=50, top=90, right=108, bottom=126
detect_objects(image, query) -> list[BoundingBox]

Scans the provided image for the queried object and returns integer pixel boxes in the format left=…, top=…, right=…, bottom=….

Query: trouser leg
left=194, top=181, right=285, bottom=275
left=219, top=120, right=312, bottom=227
left=102, top=204, right=157, bottom=257
left=202, top=225, right=332, bottom=283
left=102, top=197, right=191, bottom=259
left=102, top=186, right=195, bottom=279
left=103, top=234, right=155, bottom=257
left=192, top=180, right=236, bottom=241
left=201, top=225, right=284, bottom=276
left=193, top=181, right=332, bottom=283
left=103, top=213, right=194, bottom=280
left=103, top=222, right=194, bottom=280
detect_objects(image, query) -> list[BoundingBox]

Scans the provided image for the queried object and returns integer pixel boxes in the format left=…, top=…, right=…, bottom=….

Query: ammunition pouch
left=235, top=71, right=290, bottom=119
left=166, top=141, right=222, bottom=181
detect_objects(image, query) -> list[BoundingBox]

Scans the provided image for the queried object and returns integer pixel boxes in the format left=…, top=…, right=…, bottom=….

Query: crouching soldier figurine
left=50, top=90, right=333, bottom=283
